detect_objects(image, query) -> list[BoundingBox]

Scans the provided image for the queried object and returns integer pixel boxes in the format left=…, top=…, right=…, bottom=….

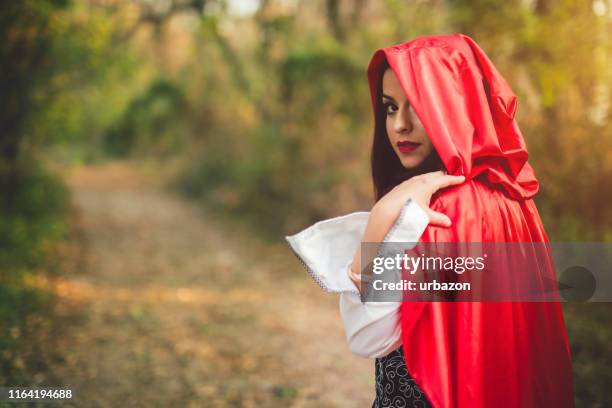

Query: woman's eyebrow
left=381, top=94, right=396, bottom=102
left=382, top=94, right=410, bottom=108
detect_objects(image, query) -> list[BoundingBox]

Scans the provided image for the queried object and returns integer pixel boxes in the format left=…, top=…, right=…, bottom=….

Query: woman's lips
left=397, top=140, right=420, bottom=153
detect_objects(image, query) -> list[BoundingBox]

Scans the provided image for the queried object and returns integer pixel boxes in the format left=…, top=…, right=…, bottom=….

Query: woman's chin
left=399, top=156, right=425, bottom=169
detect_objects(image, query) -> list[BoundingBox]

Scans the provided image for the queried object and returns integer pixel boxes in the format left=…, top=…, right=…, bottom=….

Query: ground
left=29, top=162, right=374, bottom=407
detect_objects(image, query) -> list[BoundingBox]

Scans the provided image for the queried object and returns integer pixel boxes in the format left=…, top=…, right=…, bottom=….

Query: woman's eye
left=384, top=103, right=397, bottom=115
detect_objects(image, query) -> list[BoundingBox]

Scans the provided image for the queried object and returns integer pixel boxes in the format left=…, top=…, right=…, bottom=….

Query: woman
left=287, top=33, right=574, bottom=407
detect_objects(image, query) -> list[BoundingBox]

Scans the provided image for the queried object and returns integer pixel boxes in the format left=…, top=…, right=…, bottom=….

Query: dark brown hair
left=371, top=64, right=444, bottom=202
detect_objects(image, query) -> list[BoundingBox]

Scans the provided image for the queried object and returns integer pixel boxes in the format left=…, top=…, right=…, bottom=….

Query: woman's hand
left=348, top=171, right=465, bottom=292
left=374, top=171, right=465, bottom=227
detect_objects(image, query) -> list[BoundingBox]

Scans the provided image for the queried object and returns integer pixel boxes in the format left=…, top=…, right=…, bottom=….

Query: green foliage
left=0, top=163, right=69, bottom=277
left=104, top=78, right=188, bottom=157
left=35, top=7, right=139, bottom=148
left=0, top=162, right=68, bottom=385
left=279, top=47, right=364, bottom=121
left=0, top=284, right=50, bottom=352
left=563, top=303, right=612, bottom=407
left=272, top=385, right=298, bottom=400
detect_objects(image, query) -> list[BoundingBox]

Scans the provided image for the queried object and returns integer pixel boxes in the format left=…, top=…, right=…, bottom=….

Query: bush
left=0, top=162, right=69, bottom=384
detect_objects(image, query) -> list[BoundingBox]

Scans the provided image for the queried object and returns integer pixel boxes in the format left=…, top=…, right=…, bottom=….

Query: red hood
left=367, top=33, right=538, bottom=200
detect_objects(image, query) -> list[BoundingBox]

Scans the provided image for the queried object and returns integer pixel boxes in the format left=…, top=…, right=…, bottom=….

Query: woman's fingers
left=395, top=172, right=465, bottom=218
left=431, top=174, right=465, bottom=191
left=420, top=170, right=445, bottom=182
left=425, top=208, right=452, bottom=227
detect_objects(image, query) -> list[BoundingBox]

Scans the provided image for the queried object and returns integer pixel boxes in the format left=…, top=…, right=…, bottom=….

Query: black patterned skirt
left=372, top=345, right=432, bottom=408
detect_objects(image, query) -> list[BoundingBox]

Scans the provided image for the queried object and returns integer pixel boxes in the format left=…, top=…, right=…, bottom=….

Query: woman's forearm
left=349, top=202, right=402, bottom=292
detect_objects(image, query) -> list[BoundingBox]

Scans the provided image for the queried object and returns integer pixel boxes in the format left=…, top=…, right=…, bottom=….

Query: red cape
left=367, top=34, right=574, bottom=407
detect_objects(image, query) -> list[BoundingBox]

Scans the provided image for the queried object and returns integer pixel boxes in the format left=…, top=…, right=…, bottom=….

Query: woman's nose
left=394, top=106, right=413, bottom=134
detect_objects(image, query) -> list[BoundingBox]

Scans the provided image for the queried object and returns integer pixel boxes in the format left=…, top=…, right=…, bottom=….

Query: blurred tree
left=0, top=0, right=70, bottom=197
left=324, top=0, right=370, bottom=43
left=326, top=0, right=346, bottom=42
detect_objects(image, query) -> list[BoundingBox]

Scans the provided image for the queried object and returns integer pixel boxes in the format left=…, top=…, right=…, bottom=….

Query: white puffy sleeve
left=285, top=211, right=370, bottom=294
left=285, top=198, right=429, bottom=358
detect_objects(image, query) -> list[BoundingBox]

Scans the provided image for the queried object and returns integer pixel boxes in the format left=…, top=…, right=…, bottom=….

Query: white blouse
left=285, top=198, right=429, bottom=359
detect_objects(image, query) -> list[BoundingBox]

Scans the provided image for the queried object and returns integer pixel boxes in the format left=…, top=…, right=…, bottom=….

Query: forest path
left=44, top=162, right=373, bottom=407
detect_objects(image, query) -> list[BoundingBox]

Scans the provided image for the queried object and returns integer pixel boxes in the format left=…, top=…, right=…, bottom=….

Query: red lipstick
left=397, top=140, right=420, bottom=153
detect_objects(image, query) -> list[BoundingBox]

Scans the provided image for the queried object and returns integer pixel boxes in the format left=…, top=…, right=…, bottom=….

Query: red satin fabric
left=367, top=34, right=574, bottom=407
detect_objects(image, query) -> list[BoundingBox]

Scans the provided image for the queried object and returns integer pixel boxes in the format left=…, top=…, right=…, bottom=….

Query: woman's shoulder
left=424, top=177, right=542, bottom=241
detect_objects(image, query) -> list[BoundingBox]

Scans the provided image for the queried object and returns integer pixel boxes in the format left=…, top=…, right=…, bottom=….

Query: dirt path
left=41, top=162, right=373, bottom=407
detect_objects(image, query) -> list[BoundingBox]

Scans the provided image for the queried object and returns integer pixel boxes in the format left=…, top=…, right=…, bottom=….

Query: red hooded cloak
left=367, top=34, right=574, bottom=407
